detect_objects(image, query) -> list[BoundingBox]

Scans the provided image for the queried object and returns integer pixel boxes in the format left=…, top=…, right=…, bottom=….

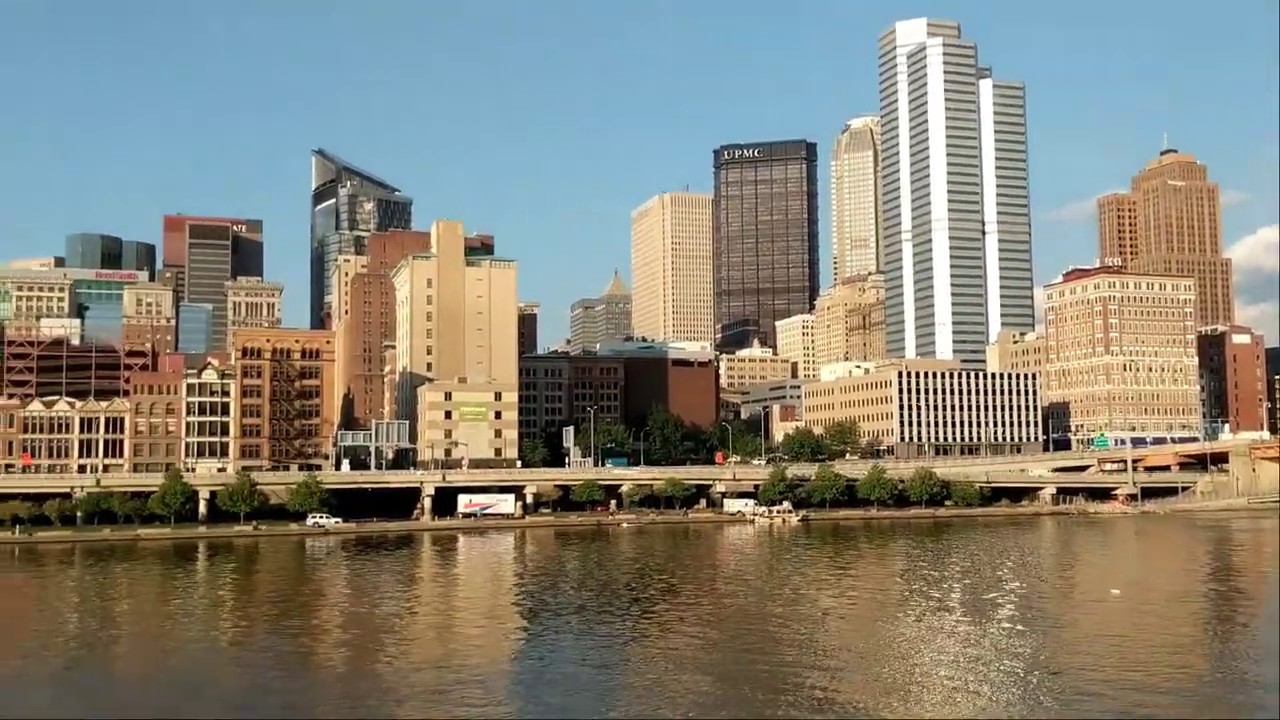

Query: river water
left=0, top=513, right=1276, bottom=719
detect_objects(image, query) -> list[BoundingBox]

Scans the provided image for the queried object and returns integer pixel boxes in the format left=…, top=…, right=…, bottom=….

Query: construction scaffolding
left=0, top=331, right=151, bottom=401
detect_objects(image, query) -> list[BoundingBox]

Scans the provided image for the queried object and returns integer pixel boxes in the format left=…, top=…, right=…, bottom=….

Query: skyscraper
left=879, top=18, right=1034, bottom=368
left=713, top=140, right=819, bottom=351
left=65, top=233, right=157, bottom=278
left=569, top=271, right=633, bottom=353
left=1097, top=147, right=1234, bottom=327
left=831, top=117, right=882, bottom=279
left=630, top=191, right=714, bottom=344
left=310, top=149, right=413, bottom=330
left=162, top=215, right=264, bottom=352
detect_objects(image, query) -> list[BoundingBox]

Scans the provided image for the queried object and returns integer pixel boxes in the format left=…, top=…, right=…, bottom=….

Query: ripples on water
left=0, top=513, right=1276, bottom=719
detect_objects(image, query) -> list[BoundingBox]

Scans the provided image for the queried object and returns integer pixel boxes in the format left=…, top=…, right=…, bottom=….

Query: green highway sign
left=1092, top=434, right=1110, bottom=449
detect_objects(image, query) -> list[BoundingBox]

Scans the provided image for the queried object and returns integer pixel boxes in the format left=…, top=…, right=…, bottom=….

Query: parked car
left=305, top=513, right=344, bottom=529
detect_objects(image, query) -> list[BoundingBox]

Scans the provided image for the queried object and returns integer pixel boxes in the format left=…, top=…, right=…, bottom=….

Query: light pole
left=721, top=421, right=735, bottom=481
left=587, top=406, right=598, bottom=468
left=759, top=407, right=770, bottom=461
left=630, top=428, right=648, bottom=467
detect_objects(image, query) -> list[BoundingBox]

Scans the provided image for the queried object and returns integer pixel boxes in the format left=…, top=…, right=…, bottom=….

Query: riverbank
left=3, top=500, right=1273, bottom=545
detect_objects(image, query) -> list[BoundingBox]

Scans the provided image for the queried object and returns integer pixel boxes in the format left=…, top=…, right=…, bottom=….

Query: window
left=444, top=391, right=453, bottom=402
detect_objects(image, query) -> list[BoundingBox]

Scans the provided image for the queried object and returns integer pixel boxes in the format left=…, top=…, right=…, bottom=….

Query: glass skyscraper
left=65, top=233, right=156, bottom=279
left=712, top=140, right=820, bottom=350
left=177, top=303, right=214, bottom=354
left=310, top=148, right=413, bottom=330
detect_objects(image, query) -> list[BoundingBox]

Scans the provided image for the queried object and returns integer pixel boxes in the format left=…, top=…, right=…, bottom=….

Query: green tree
left=622, top=484, right=653, bottom=509
left=904, top=467, right=947, bottom=508
left=576, top=421, right=631, bottom=463
left=570, top=479, right=607, bottom=506
left=286, top=472, right=331, bottom=515
left=645, top=406, right=687, bottom=466
left=540, top=485, right=564, bottom=512
left=41, top=498, right=75, bottom=527
left=822, top=419, right=863, bottom=459
left=856, top=463, right=899, bottom=508
left=804, top=464, right=847, bottom=509
left=757, top=464, right=798, bottom=506
left=108, top=492, right=145, bottom=525
left=520, top=437, right=550, bottom=468
left=654, top=478, right=694, bottom=509
left=77, top=492, right=110, bottom=525
left=949, top=481, right=989, bottom=507
left=148, top=468, right=196, bottom=526
left=779, top=426, right=831, bottom=462
left=218, top=470, right=268, bottom=525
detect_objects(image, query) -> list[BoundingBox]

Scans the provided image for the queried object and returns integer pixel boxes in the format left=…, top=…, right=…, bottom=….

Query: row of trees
left=518, top=407, right=876, bottom=468
left=14, top=468, right=334, bottom=528
left=754, top=464, right=990, bottom=509
left=534, top=478, right=696, bottom=511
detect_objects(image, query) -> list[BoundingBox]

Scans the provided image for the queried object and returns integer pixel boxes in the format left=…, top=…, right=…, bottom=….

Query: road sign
left=1092, top=434, right=1109, bottom=449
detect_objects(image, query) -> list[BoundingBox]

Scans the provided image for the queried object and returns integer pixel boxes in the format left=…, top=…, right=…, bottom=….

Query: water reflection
left=0, top=514, right=1274, bottom=719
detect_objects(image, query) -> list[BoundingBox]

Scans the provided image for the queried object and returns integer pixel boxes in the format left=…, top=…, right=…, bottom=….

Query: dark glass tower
left=65, top=233, right=157, bottom=278
left=712, top=140, right=820, bottom=350
left=310, top=149, right=413, bottom=330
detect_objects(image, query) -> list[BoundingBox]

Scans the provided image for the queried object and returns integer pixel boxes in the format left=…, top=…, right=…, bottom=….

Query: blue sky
left=2, top=0, right=1278, bottom=344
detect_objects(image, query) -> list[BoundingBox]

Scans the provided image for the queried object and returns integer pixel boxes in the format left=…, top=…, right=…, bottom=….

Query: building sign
left=458, top=404, right=488, bottom=423
left=721, top=147, right=765, bottom=161
left=92, top=270, right=143, bottom=282
left=230, top=224, right=248, bottom=233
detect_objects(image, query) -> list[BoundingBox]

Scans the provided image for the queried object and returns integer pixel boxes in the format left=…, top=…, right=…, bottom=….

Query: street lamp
left=721, top=421, right=735, bottom=481
left=630, top=427, right=647, bottom=467
left=759, top=407, right=770, bottom=462
left=587, top=406, right=598, bottom=468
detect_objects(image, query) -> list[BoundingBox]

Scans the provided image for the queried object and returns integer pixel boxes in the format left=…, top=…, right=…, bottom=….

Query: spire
left=1162, top=132, right=1169, bottom=151
left=602, top=268, right=629, bottom=296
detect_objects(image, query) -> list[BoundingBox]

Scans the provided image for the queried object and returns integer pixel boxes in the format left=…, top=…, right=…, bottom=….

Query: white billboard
left=457, top=493, right=518, bottom=517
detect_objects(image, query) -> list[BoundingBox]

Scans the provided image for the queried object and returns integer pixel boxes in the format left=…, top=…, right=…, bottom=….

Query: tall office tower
left=630, top=191, right=715, bottom=344
left=569, top=271, right=633, bottom=353
left=880, top=18, right=1034, bottom=368
left=831, top=117, right=882, bottom=279
left=518, top=302, right=540, bottom=356
left=713, top=140, right=819, bottom=350
left=1097, top=147, right=1234, bottom=327
left=65, top=233, right=157, bottom=278
left=310, top=149, right=413, bottom=330
left=392, top=220, right=518, bottom=466
left=162, top=215, right=264, bottom=352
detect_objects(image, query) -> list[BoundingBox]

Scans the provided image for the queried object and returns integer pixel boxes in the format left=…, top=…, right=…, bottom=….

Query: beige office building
left=392, top=219, right=519, bottom=467
left=1042, top=265, right=1201, bottom=445
left=775, top=313, right=817, bottom=380
left=814, top=273, right=886, bottom=366
left=803, top=359, right=1041, bottom=459
left=1097, top=147, right=1233, bottom=327
left=986, top=328, right=1045, bottom=374
left=629, top=191, right=715, bottom=344
left=831, top=116, right=882, bottom=279
left=718, top=345, right=794, bottom=390
left=121, top=282, right=177, bottom=354
left=225, top=276, right=283, bottom=349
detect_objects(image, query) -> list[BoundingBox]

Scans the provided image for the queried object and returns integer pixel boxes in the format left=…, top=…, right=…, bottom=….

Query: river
left=0, top=512, right=1276, bottom=719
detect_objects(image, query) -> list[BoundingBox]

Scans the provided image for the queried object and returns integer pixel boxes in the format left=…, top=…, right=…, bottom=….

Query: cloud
left=1044, top=189, right=1123, bottom=223
left=1228, top=224, right=1280, bottom=344
left=1045, top=187, right=1251, bottom=224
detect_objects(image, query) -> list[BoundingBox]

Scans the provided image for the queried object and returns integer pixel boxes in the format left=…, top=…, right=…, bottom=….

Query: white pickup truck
left=304, top=513, right=344, bottom=528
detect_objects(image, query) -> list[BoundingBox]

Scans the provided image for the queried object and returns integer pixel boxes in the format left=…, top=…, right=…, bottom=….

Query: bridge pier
left=198, top=489, right=211, bottom=524
left=73, top=489, right=86, bottom=526
left=523, top=485, right=537, bottom=516
left=418, top=484, right=434, bottom=522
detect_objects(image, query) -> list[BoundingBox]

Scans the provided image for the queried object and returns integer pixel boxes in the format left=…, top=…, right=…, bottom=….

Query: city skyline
left=0, top=3, right=1276, bottom=344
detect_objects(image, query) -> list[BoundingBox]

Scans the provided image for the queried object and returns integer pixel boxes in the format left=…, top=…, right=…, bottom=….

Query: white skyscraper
left=630, top=191, right=715, bottom=344
left=879, top=18, right=1034, bottom=368
left=831, top=116, right=882, bottom=280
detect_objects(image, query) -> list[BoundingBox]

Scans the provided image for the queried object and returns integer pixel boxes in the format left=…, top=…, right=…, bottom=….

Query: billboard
left=458, top=404, right=488, bottom=423
left=457, top=494, right=518, bottom=516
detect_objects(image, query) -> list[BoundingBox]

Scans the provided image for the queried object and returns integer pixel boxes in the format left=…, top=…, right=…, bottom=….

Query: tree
left=540, top=486, right=564, bottom=512
left=78, top=492, right=110, bottom=525
left=622, top=484, right=653, bottom=509
left=218, top=470, right=268, bottom=525
left=148, top=468, right=196, bottom=527
left=709, top=420, right=762, bottom=462
left=108, top=492, right=146, bottom=525
left=779, top=426, right=831, bottom=462
left=655, top=478, right=694, bottom=509
left=949, top=482, right=989, bottom=507
left=822, top=419, right=862, bottom=459
left=570, top=479, right=607, bottom=506
left=645, top=406, right=687, bottom=466
left=41, top=498, right=75, bottom=527
left=856, top=463, right=899, bottom=508
left=757, top=465, right=798, bottom=507
left=904, top=467, right=947, bottom=508
left=804, top=464, right=847, bottom=509
left=286, top=472, right=331, bottom=515
left=520, top=437, right=550, bottom=468
left=576, top=421, right=631, bottom=464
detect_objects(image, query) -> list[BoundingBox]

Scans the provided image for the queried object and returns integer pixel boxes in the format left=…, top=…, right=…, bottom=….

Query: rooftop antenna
left=1162, top=132, right=1169, bottom=151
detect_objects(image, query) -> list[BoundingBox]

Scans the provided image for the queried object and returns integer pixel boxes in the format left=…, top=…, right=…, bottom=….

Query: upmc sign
left=721, top=147, right=766, bottom=161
